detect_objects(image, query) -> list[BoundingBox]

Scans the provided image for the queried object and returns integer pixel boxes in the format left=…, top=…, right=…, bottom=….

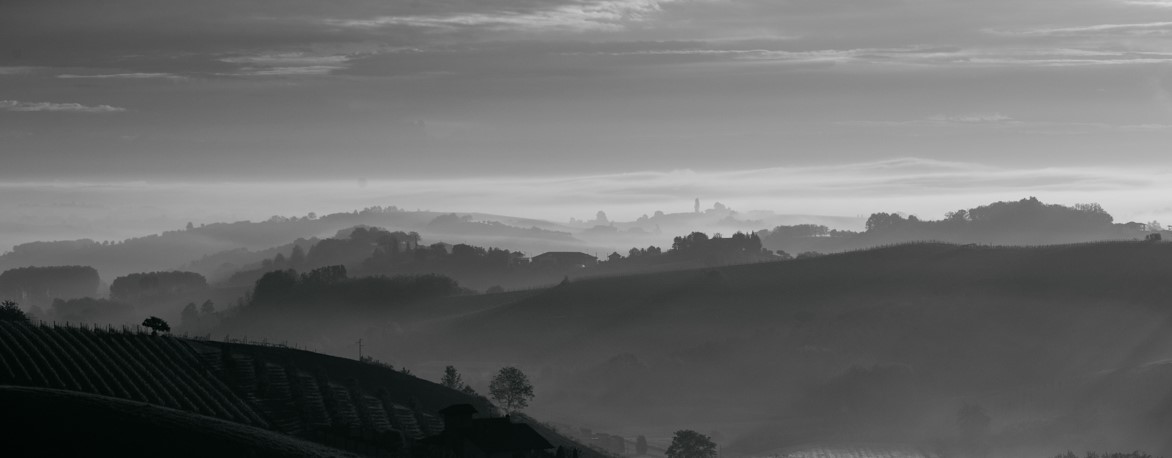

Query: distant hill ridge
left=0, top=206, right=581, bottom=280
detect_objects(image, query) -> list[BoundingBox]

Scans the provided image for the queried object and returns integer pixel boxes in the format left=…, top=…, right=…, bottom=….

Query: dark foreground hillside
left=341, top=241, right=1172, bottom=456
left=0, top=322, right=601, bottom=457
left=0, top=386, right=356, bottom=457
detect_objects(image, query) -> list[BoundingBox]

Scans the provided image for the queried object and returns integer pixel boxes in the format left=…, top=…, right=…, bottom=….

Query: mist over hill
left=3, top=197, right=1171, bottom=456
left=758, top=197, right=1160, bottom=256
left=0, top=206, right=587, bottom=282
left=1, top=197, right=1159, bottom=289
left=199, top=240, right=1172, bottom=456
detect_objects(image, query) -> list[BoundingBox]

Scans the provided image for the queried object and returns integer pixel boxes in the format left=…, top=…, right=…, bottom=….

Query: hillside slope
left=0, top=322, right=604, bottom=458
left=0, top=386, right=356, bottom=457
left=353, top=242, right=1172, bottom=455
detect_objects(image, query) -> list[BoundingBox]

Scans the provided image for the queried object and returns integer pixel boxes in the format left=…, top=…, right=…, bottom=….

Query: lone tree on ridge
left=142, top=316, right=171, bottom=336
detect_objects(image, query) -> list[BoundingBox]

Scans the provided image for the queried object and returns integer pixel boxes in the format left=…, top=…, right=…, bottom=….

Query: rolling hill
left=293, top=241, right=1172, bottom=456
left=0, top=386, right=357, bottom=457
left=0, top=321, right=603, bottom=457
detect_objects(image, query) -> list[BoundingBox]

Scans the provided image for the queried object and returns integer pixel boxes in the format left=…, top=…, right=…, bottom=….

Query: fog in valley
left=4, top=0, right=1172, bottom=457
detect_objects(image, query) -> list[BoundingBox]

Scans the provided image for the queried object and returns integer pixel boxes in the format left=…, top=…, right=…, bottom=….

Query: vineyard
left=0, top=321, right=530, bottom=457
left=0, top=320, right=267, bottom=427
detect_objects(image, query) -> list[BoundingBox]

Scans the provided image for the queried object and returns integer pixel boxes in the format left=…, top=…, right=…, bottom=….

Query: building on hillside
left=509, top=252, right=530, bottom=265
left=531, top=252, right=597, bottom=268
left=420, top=404, right=554, bottom=458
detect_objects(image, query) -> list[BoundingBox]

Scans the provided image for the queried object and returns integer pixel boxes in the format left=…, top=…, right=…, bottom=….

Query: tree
left=489, top=366, right=535, bottom=413
left=441, top=365, right=465, bottom=390
left=665, top=430, right=716, bottom=458
left=671, top=232, right=710, bottom=252
left=289, top=245, right=306, bottom=267
left=865, top=212, right=906, bottom=232
left=180, top=302, right=199, bottom=327
left=636, top=435, right=648, bottom=455
left=0, top=300, right=28, bottom=322
left=141, top=316, right=171, bottom=336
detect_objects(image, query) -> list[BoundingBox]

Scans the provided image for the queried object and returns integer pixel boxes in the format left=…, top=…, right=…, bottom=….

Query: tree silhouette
left=489, top=366, right=534, bottom=413
left=0, top=300, right=28, bottom=322
left=141, top=316, right=171, bottom=336
left=441, top=365, right=464, bottom=390
left=665, top=430, right=716, bottom=458
left=636, top=435, right=648, bottom=455
left=200, top=299, right=216, bottom=315
left=289, top=244, right=306, bottom=267
left=181, top=302, right=199, bottom=327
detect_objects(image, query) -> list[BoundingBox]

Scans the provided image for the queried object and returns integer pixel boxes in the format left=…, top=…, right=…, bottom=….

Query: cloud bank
left=0, top=100, right=126, bottom=113
left=3, top=158, right=1171, bottom=253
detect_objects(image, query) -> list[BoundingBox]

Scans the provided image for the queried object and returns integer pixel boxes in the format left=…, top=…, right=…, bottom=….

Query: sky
left=2, top=0, right=1172, bottom=243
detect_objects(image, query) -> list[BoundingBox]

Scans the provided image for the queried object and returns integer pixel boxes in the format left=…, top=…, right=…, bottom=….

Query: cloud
left=4, top=158, right=1171, bottom=245
left=923, top=113, right=1014, bottom=124
left=327, top=0, right=679, bottom=33
left=0, top=66, right=42, bottom=75
left=993, top=21, right=1172, bottom=37
left=842, top=113, right=1172, bottom=135
left=0, top=100, right=126, bottom=113
left=1121, top=0, right=1172, bottom=6
left=217, top=52, right=350, bottom=77
left=57, top=72, right=185, bottom=80
left=844, top=114, right=1017, bottom=127
left=218, top=53, right=350, bottom=66
left=233, top=66, right=345, bottom=77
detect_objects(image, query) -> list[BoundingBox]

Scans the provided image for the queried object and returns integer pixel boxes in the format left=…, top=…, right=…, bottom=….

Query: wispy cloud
left=233, top=66, right=345, bottom=77
left=926, top=113, right=1015, bottom=123
left=1121, top=0, right=1172, bottom=7
left=218, top=52, right=350, bottom=77
left=0, top=100, right=126, bottom=113
left=327, top=0, right=678, bottom=32
left=57, top=72, right=185, bottom=80
left=992, top=21, right=1172, bottom=37
left=842, top=113, right=1172, bottom=134
left=219, top=53, right=350, bottom=66
left=0, top=66, right=42, bottom=75
left=4, top=158, right=1171, bottom=243
left=567, top=44, right=1172, bottom=68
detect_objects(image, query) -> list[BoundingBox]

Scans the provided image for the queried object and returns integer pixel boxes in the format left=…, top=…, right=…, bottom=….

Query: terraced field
left=0, top=321, right=267, bottom=427
left=0, top=321, right=603, bottom=458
